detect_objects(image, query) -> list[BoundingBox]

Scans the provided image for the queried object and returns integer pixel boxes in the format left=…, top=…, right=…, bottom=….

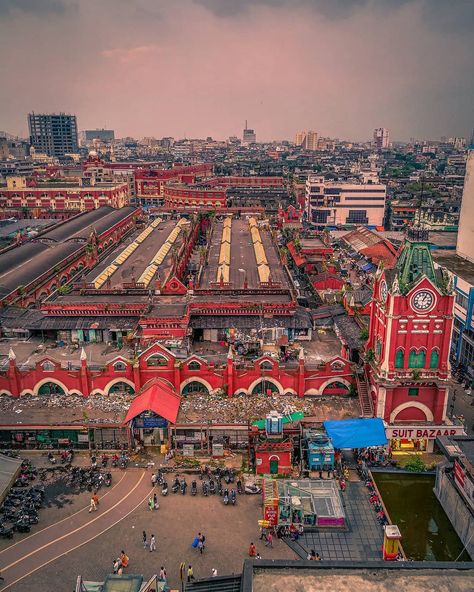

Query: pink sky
left=0, top=0, right=472, bottom=141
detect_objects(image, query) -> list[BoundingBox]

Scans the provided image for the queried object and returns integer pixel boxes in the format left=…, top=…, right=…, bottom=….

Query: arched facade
left=180, top=377, right=213, bottom=395
left=103, top=378, right=136, bottom=396
left=247, top=377, right=283, bottom=395
left=33, top=378, right=69, bottom=396
left=390, top=401, right=434, bottom=423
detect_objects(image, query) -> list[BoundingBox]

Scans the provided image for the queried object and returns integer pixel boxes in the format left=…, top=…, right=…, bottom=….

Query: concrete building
left=373, top=127, right=390, bottom=150
left=28, top=113, right=78, bottom=158
left=84, top=129, right=115, bottom=143
left=432, top=149, right=474, bottom=383
left=457, top=150, right=474, bottom=264
left=243, top=121, right=256, bottom=145
left=295, top=131, right=318, bottom=151
left=305, top=175, right=386, bottom=228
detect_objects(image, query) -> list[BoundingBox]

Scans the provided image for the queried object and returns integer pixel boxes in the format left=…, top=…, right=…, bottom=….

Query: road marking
left=0, top=482, right=154, bottom=592
left=1, top=471, right=146, bottom=573
left=0, top=471, right=127, bottom=558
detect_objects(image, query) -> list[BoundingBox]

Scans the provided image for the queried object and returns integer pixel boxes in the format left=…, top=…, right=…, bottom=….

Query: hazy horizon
left=1, top=0, right=473, bottom=142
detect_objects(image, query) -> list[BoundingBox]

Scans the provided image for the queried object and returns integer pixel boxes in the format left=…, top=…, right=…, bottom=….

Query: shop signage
left=134, top=417, right=168, bottom=428
left=386, top=425, right=465, bottom=440
left=264, top=504, right=278, bottom=526
left=78, top=434, right=89, bottom=443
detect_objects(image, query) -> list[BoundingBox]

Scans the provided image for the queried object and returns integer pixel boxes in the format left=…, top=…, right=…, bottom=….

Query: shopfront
left=386, top=425, right=466, bottom=454
left=132, top=413, right=169, bottom=447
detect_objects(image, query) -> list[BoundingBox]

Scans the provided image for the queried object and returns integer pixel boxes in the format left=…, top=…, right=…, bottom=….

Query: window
left=375, top=339, right=382, bottom=359
left=147, top=354, right=168, bottom=367
left=455, top=291, right=468, bottom=310
left=42, top=361, right=55, bottom=372
left=408, top=388, right=419, bottom=397
left=188, top=361, right=201, bottom=371
left=260, top=361, right=273, bottom=370
left=346, top=210, right=369, bottom=224
left=429, top=350, right=439, bottom=369
left=408, top=349, right=426, bottom=369
left=395, top=349, right=404, bottom=368
left=114, top=361, right=127, bottom=372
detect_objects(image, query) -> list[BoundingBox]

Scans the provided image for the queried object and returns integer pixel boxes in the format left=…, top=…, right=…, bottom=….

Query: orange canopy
left=124, top=382, right=181, bottom=425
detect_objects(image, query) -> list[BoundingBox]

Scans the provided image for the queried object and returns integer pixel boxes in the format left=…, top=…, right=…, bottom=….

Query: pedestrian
left=153, top=492, right=159, bottom=510
left=248, top=542, right=256, bottom=557
left=265, top=532, right=273, bottom=548
left=151, top=473, right=157, bottom=487
left=148, top=496, right=154, bottom=511
left=187, top=565, right=194, bottom=582
left=150, top=534, right=156, bottom=552
left=259, top=527, right=267, bottom=541
left=315, top=553, right=322, bottom=561
left=92, top=492, right=99, bottom=507
left=120, top=550, right=129, bottom=569
left=198, top=539, right=204, bottom=554
left=159, top=567, right=167, bottom=581
left=113, top=558, right=121, bottom=574
left=211, top=568, right=217, bottom=577
left=256, top=552, right=262, bottom=559
left=142, top=530, right=147, bottom=549
left=89, top=495, right=97, bottom=513
left=307, top=549, right=316, bottom=560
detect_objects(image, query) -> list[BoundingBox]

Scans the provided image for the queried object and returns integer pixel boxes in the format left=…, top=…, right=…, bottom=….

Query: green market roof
left=395, top=228, right=442, bottom=293
left=253, top=411, right=304, bottom=429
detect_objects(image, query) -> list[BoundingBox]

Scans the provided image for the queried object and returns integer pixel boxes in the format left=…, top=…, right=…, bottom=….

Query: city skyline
left=0, top=0, right=472, bottom=142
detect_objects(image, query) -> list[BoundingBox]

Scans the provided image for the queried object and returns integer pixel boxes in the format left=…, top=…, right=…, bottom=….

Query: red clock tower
left=366, top=228, right=456, bottom=451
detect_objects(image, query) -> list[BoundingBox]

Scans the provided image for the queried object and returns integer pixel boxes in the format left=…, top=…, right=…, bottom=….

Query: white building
left=457, top=150, right=474, bottom=264
left=305, top=176, right=386, bottom=228
left=373, top=127, right=390, bottom=149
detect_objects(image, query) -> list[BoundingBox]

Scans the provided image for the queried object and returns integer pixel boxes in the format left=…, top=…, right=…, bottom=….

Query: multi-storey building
left=305, top=175, right=386, bottom=228
left=367, top=228, right=459, bottom=452
left=28, top=113, right=79, bottom=157
left=295, top=130, right=318, bottom=151
left=84, top=129, right=115, bottom=143
left=243, top=121, right=256, bottom=145
left=373, top=127, right=390, bottom=150
left=0, top=176, right=130, bottom=215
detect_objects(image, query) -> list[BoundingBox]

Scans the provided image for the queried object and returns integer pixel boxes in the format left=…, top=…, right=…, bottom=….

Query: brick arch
left=180, top=377, right=213, bottom=395
left=33, top=378, right=69, bottom=396
left=319, top=377, right=351, bottom=394
left=390, top=401, right=434, bottom=423
left=247, top=377, right=283, bottom=395
left=103, top=377, right=136, bottom=395
left=0, top=389, right=13, bottom=397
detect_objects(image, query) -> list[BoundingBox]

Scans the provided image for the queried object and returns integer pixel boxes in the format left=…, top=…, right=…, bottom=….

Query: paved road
left=0, top=470, right=151, bottom=591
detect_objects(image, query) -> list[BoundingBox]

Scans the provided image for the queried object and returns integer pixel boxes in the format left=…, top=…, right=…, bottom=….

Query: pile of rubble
left=0, top=392, right=134, bottom=424
left=178, top=392, right=316, bottom=423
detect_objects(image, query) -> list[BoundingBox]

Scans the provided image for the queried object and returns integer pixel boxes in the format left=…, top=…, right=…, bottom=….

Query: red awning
left=124, top=383, right=181, bottom=425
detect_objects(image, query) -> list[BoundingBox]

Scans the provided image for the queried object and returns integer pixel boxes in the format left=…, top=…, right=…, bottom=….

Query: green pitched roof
left=396, top=228, right=439, bottom=292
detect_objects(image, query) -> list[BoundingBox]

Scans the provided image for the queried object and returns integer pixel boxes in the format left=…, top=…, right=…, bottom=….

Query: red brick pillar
left=7, top=349, right=21, bottom=398
left=226, top=347, right=234, bottom=397
left=79, top=348, right=90, bottom=397
left=297, top=348, right=305, bottom=398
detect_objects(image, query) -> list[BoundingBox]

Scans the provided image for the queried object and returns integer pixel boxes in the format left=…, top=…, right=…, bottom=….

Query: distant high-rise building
left=373, top=127, right=390, bottom=149
left=84, top=129, right=115, bottom=142
left=28, top=113, right=78, bottom=157
left=295, top=130, right=318, bottom=151
left=243, top=120, right=256, bottom=145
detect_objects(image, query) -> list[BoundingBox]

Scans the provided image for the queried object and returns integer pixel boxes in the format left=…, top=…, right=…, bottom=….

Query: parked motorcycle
left=230, top=489, right=236, bottom=505
left=223, top=489, right=229, bottom=505
left=104, top=472, right=112, bottom=487
left=0, top=524, right=13, bottom=539
left=209, top=480, right=216, bottom=495
left=244, top=483, right=262, bottom=495
left=191, top=481, right=197, bottom=496
left=47, top=452, right=56, bottom=465
left=161, top=481, right=168, bottom=496
left=172, top=477, right=180, bottom=494
left=180, top=478, right=187, bottom=495
left=237, top=480, right=243, bottom=494
left=202, top=481, right=208, bottom=496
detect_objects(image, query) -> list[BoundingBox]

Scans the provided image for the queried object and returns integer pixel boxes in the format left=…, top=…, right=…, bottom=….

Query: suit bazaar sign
left=387, top=425, right=466, bottom=440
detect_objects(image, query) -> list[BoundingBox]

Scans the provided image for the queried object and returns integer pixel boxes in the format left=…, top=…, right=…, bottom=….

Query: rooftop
left=432, top=251, right=474, bottom=286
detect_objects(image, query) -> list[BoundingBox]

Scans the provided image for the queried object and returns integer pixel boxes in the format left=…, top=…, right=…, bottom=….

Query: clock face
left=380, top=280, right=388, bottom=302
left=411, top=290, right=435, bottom=311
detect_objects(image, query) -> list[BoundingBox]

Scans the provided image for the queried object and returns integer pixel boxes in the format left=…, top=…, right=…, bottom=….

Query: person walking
left=211, top=568, right=217, bottom=577
left=120, top=551, right=129, bottom=569
left=259, top=527, right=267, bottom=541
left=265, top=532, right=273, bottom=548
left=187, top=565, right=195, bottom=583
left=248, top=542, right=256, bottom=557
left=153, top=492, right=159, bottom=510
left=159, top=566, right=167, bottom=582
left=142, top=531, right=147, bottom=549
left=92, top=492, right=99, bottom=508
left=256, top=552, right=262, bottom=559
left=148, top=496, right=154, bottom=511
left=149, top=534, right=156, bottom=552
left=151, top=473, right=157, bottom=487
left=89, top=494, right=97, bottom=513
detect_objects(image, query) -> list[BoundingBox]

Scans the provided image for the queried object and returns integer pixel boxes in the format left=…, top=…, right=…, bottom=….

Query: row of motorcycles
left=66, top=466, right=112, bottom=490
left=0, top=460, right=45, bottom=539
left=152, top=467, right=261, bottom=500
left=90, top=453, right=129, bottom=469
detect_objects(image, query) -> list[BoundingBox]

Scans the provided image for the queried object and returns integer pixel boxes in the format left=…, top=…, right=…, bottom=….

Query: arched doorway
left=321, top=381, right=350, bottom=395
left=108, top=381, right=135, bottom=395
left=38, top=382, right=65, bottom=395
left=182, top=381, right=210, bottom=396
left=251, top=380, right=280, bottom=395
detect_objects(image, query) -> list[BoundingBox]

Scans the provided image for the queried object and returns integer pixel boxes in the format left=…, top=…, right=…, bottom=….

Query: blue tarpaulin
left=323, top=418, right=387, bottom=449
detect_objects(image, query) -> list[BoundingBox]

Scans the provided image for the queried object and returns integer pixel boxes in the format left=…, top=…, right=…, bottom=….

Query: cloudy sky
left=0, top=0, right=472, bottom=142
